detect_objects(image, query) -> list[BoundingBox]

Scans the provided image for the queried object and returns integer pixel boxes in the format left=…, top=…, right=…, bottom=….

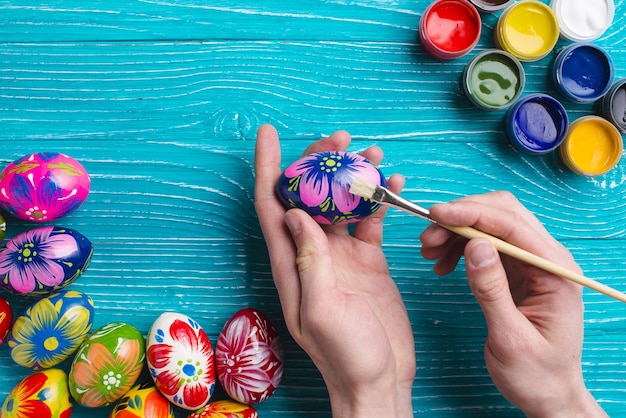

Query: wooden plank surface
left=1, top=0, right=625, bottom=417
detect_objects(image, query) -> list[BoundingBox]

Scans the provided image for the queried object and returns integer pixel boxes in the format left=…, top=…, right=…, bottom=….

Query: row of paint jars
left=419, top=0, right=615, bottom=60
left=418, top=0, right=625, bottom=176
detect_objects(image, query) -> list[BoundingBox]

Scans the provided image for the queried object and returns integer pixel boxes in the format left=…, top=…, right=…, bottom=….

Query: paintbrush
left=349, top=178, right=626, bottom=304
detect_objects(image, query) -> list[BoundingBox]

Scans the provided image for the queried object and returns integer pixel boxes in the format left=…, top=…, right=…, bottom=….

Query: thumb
left=464, top=238, right=521, bottom=332
left=284, top=209, right=336, bottom=292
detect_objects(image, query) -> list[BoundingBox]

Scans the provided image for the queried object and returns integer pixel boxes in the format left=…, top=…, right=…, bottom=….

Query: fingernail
left=284, top=212, right=302, bottom=237
left=468, top=240, right=497, bottom=269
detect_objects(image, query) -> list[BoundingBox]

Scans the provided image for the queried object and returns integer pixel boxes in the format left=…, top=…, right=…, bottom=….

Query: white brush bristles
left=349, top=178, right=379, bottom=199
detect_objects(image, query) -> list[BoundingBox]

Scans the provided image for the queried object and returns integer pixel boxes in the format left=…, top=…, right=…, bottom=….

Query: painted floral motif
left=69, top=322, right=145, bottom=408
left=8, top=290, right=94, bottom=369
left=147, top=313, right=215, bottom=411
left=189, top=400, right=258, bottom=418
left=0, top=226, right=93, bottom=295
left=276, top=151, right=387, bottom=224
left=0, top=213, right=6, bottom=242
left=216, top=308, right=284, bottom=404
left=1, top=368, right=72, bottom=418
left=0, top=152, right=90, bottom=222
left=111, top=383, right=175, bottom=418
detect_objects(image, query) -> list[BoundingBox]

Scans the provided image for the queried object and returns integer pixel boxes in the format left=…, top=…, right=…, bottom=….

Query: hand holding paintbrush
left=350, top=178, right=626, bottom=304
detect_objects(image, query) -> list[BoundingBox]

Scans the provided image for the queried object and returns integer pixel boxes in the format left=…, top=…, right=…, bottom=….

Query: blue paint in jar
left=505, top=94, right=569, bottom=154
left=553, top=43, right=614, bottom=103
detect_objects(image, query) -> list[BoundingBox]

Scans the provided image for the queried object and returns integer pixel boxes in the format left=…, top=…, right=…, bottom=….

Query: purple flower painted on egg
left=0, top=152, right=90, bottom=222
left=284, top=152, right=380, bottom=213
left=0, top=226, right=79, bottom=293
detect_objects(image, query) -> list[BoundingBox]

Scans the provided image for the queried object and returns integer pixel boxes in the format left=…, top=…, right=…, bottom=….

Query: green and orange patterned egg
left=188, top=400, right=258, bottom=418
left=1, top=368, right=73, bottom=418
left=69, top=321, right=145, bottom=408
left=8, top=289, right=95, bottom=369
left=110, top=382, right=175, bottom=418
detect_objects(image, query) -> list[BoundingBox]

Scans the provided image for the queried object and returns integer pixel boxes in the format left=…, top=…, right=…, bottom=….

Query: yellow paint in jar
left=559, top=116, right=623, bottom=176
left=496, top=1, right=559, bottom=61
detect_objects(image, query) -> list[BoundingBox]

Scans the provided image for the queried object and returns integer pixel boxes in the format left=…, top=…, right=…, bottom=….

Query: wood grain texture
left=1, top=0, right=626, bottom=416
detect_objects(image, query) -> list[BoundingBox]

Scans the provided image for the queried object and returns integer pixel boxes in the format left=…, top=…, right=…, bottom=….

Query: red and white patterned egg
left=216, top=308, right=284, bottom=404
left=146, top=312, right=216, bottom=411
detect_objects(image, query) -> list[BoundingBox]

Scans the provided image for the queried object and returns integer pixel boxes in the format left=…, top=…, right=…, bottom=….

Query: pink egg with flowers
left=216, top=308, right=284, bottom=405
left=0, top=152, right=90, bottom=222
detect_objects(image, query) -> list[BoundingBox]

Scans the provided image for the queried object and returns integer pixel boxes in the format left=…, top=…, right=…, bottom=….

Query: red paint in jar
left=420, top=0, right=482, bottom=60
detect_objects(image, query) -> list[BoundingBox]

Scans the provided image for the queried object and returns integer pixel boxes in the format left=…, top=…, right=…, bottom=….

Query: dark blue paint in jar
left=552, top=43, right=614, bottom=103
left=505, top=94, right=569, bottom=155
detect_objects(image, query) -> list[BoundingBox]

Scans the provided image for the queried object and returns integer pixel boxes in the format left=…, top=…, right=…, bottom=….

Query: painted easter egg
left=69, top=322, right=145, bottom=408
left=216, top=308, right=284, bottom=404
left=276, top=150, right=387, bottom=225
left=0, top=225, right=93, bottom=295
left=147, top=312, right=216, bottom=411
left=8, top=290, right=95, bottom=370
left=110, top=382, right=175, bottom=418
left=188, top=400, right=258, bottom=418
left=0, top=294, right=13, bottom=345
left=0, top=152, right=90, bottom=222
left=1, top=368, right=73, bottom=418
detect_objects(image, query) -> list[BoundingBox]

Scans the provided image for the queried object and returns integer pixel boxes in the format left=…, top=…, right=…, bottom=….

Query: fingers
left=353, top=173, right=405, bottom=247
left=254, top=124, right=302, bottom=330
left=301, top=130, right=352, bottom=156
left=284, top=209, right=339, bottom=338
left=429, top=191, right=566, bottom=261
left=464, top=238, right=527, bottom=333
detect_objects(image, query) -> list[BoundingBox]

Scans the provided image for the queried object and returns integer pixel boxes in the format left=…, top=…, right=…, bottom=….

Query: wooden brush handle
left=442, top=224, right=626, bottom=304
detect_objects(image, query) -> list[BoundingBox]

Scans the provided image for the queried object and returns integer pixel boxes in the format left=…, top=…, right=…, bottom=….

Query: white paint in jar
left=550, top=0, right=615, bottom=41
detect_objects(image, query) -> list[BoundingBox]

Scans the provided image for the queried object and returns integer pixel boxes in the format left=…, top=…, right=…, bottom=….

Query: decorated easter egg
left=69, top=322, right=145, bottom=408
left=188, top=400, right=258, bottom=418
left=8, top=290, right=95, bottom=369
left=147, top=312, right=216, bottom=411
left=0, top=294, right=13, bottom=345
left=276, top=150, right=387, bottom=225
left=0, top=152, right=90, bottom=222
left=1, top=368, right=73, bottom=418
left=216, top=308, right=284, bottom=404
left=110, top=382, right=175, bottom=418
left=0, top=225, right=93, bottom=295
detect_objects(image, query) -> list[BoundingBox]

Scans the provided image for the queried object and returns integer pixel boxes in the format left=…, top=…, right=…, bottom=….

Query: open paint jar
left=550, top=0, right=615, bottom=42
left=495, top=1, right=559, bottom=62
left=505, top=94, right=568, bottom=155
left=463, top=49, right=525, bottom=110
left=419, top=0, right=482, bottom=60
left=552, top=43, right=614, bottom=103
left=469, top=0, right=515, bottom=12
left=559, top=116, right=623, bottom=176
left=601, top=78, right=626, bottom=133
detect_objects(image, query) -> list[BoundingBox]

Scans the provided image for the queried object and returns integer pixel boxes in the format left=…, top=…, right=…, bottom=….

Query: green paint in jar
left=463, top=49, right=525, bottom=111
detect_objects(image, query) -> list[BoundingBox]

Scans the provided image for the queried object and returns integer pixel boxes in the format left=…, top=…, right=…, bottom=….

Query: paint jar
left=505, top=94, right=569, bottom=155
left=601, top=78, right=626, bottom=134
left=469, top=0, right=515, bottom=13
left=559, top=116, right=623, bottom=176
left=550, top=0, right=615, bottom=42
left=495, top=1, right=559, bottom=62
left=419, top=0, right=482, bottom=60
left=552, top=43, right=614, bottom=103
left=463, top=49, right=525, bottom=111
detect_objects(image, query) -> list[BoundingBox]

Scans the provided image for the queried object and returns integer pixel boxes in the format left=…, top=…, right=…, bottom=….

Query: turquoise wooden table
left=1, top=1, right=625, bottom=416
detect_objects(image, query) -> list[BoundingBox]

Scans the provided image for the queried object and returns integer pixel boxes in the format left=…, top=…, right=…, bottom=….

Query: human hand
left=254, top=124, right=415, bottom=418
left=419, top=191, right=607, bottom=418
